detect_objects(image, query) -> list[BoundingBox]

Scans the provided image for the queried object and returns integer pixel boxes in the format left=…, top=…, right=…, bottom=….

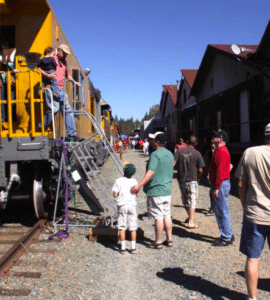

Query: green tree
left=114, top=104, right=159, bottom=136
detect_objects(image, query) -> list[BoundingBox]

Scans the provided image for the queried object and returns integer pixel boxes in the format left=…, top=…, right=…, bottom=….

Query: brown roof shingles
left=162, top=85, right=177, bottom=105
left=210, top=44, right=258, bottom=58
left=181, top=69, right=198, bottom=88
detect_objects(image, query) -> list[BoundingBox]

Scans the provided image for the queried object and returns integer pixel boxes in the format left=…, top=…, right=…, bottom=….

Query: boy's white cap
left=149, top=131, right=164, bottom=139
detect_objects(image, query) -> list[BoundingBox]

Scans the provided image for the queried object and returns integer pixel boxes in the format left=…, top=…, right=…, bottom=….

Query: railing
left=0, top=70, right=48, bottom=138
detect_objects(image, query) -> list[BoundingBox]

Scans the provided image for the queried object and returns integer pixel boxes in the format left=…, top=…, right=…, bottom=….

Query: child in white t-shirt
left=112, top=163, right=139, bottom=254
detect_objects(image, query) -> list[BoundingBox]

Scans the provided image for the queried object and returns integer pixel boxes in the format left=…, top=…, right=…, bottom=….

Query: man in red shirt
left=209, top=129, right=234, bottom=246
left=39, top=44, right=81, bottom=141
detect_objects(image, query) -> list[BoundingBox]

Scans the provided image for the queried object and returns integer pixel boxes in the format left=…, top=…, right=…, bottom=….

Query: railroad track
left=0, top=219, right=46, bottom=277
left=0, top=219, right=58, bottom=297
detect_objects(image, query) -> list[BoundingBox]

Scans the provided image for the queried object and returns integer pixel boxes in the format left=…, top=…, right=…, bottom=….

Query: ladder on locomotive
left=65, top=111, right=123, bottom=217
left=48, top=80, right=123, bottom=218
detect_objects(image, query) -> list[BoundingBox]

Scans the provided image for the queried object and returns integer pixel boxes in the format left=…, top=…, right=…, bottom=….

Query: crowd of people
left=112, top=127, right=270, bottom=300
left=115, top=137, right=151, bottom=161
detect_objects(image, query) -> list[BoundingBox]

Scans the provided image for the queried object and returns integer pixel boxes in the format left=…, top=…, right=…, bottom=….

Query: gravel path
left=1, top=148, right=269, bottom=300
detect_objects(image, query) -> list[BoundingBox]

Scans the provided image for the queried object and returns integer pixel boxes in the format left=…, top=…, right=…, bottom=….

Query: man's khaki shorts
left=147, top=195, right=171, bottom=220
left=117, top=205, right=137, bottom=231
left=179, top=181, right=198, bottom=209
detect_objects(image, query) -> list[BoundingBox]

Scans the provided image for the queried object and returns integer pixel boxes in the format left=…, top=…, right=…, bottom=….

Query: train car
left=0, top=0, right=114, bottom=218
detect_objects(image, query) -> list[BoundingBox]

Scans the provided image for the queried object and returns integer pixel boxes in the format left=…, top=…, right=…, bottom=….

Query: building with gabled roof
left=191, top=44, right=258, bottom=101
left=160, top=85, right=178, bottom=151
left=189, top=21, right=270, bottom=150
left=176, top=69, right=198, bottom=141
left=139, top=111, right=164, bottom=140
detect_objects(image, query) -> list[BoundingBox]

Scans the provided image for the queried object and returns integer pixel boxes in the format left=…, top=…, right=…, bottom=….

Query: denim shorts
left=240, top=217, right=270, bottom=258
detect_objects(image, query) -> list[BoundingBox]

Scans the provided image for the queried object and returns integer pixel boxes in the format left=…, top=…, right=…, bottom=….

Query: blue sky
left=49, top=0, right=270, bottom=121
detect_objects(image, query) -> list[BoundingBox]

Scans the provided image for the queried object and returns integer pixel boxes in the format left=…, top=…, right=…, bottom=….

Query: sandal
left=147, top=242, right=163, bottom=249
left=163, top=240, right=173, bottom=247
left=187, top=223, right=199, bottom=229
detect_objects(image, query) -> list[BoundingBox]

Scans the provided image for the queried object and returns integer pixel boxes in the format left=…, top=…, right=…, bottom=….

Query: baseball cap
left=124, top=163, right=136, bottom=178
left=58, top=44, right=71, bottom=55
left=213, top=129, right=228, bottom=142
left=148, top=131, right=164, bottom=139
left=265, top=123, right=270, bottom=136
left=155, top=133, right=167, bottom=144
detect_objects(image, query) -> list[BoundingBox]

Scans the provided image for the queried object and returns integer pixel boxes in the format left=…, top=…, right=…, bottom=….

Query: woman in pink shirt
left=38, top=44, right=82, bottom=141
left=174, top=138, right=187, bottom=153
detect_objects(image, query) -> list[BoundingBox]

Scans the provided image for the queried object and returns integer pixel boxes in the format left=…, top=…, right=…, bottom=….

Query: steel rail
left=0, top=219, right=46, bottom=277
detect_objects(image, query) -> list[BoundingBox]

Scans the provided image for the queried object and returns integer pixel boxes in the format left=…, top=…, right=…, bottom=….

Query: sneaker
left=205, top=209, right=215, bottom=216
left=67, top=135, right=83, bottom=142
left=130, top=248, right=137, bottom=254
left=213, top=235, right=235, bottom=246
left=118, top=248, right=126, bottom=254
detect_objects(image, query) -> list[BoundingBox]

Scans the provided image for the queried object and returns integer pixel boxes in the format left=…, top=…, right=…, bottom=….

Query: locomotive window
left=80, top=72, right=85, bottom=107
left=72, top=69, right=79, bottom=99
left=71, top=69, right=85, bottom=112
left=0, top=25, right=16, bottom=48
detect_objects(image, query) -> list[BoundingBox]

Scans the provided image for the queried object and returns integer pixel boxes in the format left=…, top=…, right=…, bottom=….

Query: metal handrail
left=71, top=110, right=124, bottom=175
left=63, top=79, right=76, bottom=141
left=42, top=87, right=55, bottom=139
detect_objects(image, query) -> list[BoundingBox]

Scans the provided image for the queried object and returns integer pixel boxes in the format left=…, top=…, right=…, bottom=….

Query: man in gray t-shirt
left=234, top=123, right=270, bottom=300
left=174, top=135, right=205, bottom=228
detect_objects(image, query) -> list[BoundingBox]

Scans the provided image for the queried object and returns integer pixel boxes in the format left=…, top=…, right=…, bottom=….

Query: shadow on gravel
left=172, top=221, right=215, bottom=244
left=157, top=267, right=246, bottom=299
left=138, top=212, right=148, bottom=220
left=172, top=206, right=207, bottom=216
left=236, top=271, right=270, bottom=293
left=98, top=242, right=120, bottom=252
left=68, top=207, right=96, bottom=216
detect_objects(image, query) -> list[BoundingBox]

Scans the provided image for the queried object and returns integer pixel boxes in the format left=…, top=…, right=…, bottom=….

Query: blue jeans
left=43, top=70, right=61, bottom=99
left=210, top=180, right=233, bottom=241
left=1, top=84, right=7, bottom=122
left=1, top=83, right=15, bottom=122
left=43, top=88, right=77, bottom=136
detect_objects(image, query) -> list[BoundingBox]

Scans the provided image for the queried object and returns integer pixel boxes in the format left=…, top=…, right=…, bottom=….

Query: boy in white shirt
left=112, top=163, right=139, bottom=254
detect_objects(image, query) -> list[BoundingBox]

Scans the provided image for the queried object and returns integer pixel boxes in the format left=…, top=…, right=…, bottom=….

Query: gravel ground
left=0, top=148, right=269, bottom=300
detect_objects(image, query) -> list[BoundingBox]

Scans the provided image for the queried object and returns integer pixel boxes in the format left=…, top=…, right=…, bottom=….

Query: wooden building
left=190, top=44, right=260, bottom=150
left=177, top=69, right=197, bottom=141
left=160, top=84, right=178, bottom=151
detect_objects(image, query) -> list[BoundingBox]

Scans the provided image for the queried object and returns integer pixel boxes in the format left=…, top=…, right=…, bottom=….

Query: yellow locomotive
left=0, top=0, right=117, bottom=219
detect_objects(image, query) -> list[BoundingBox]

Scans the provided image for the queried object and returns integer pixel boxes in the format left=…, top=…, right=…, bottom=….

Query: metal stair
left=65, top=110, right=124, bottom=217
